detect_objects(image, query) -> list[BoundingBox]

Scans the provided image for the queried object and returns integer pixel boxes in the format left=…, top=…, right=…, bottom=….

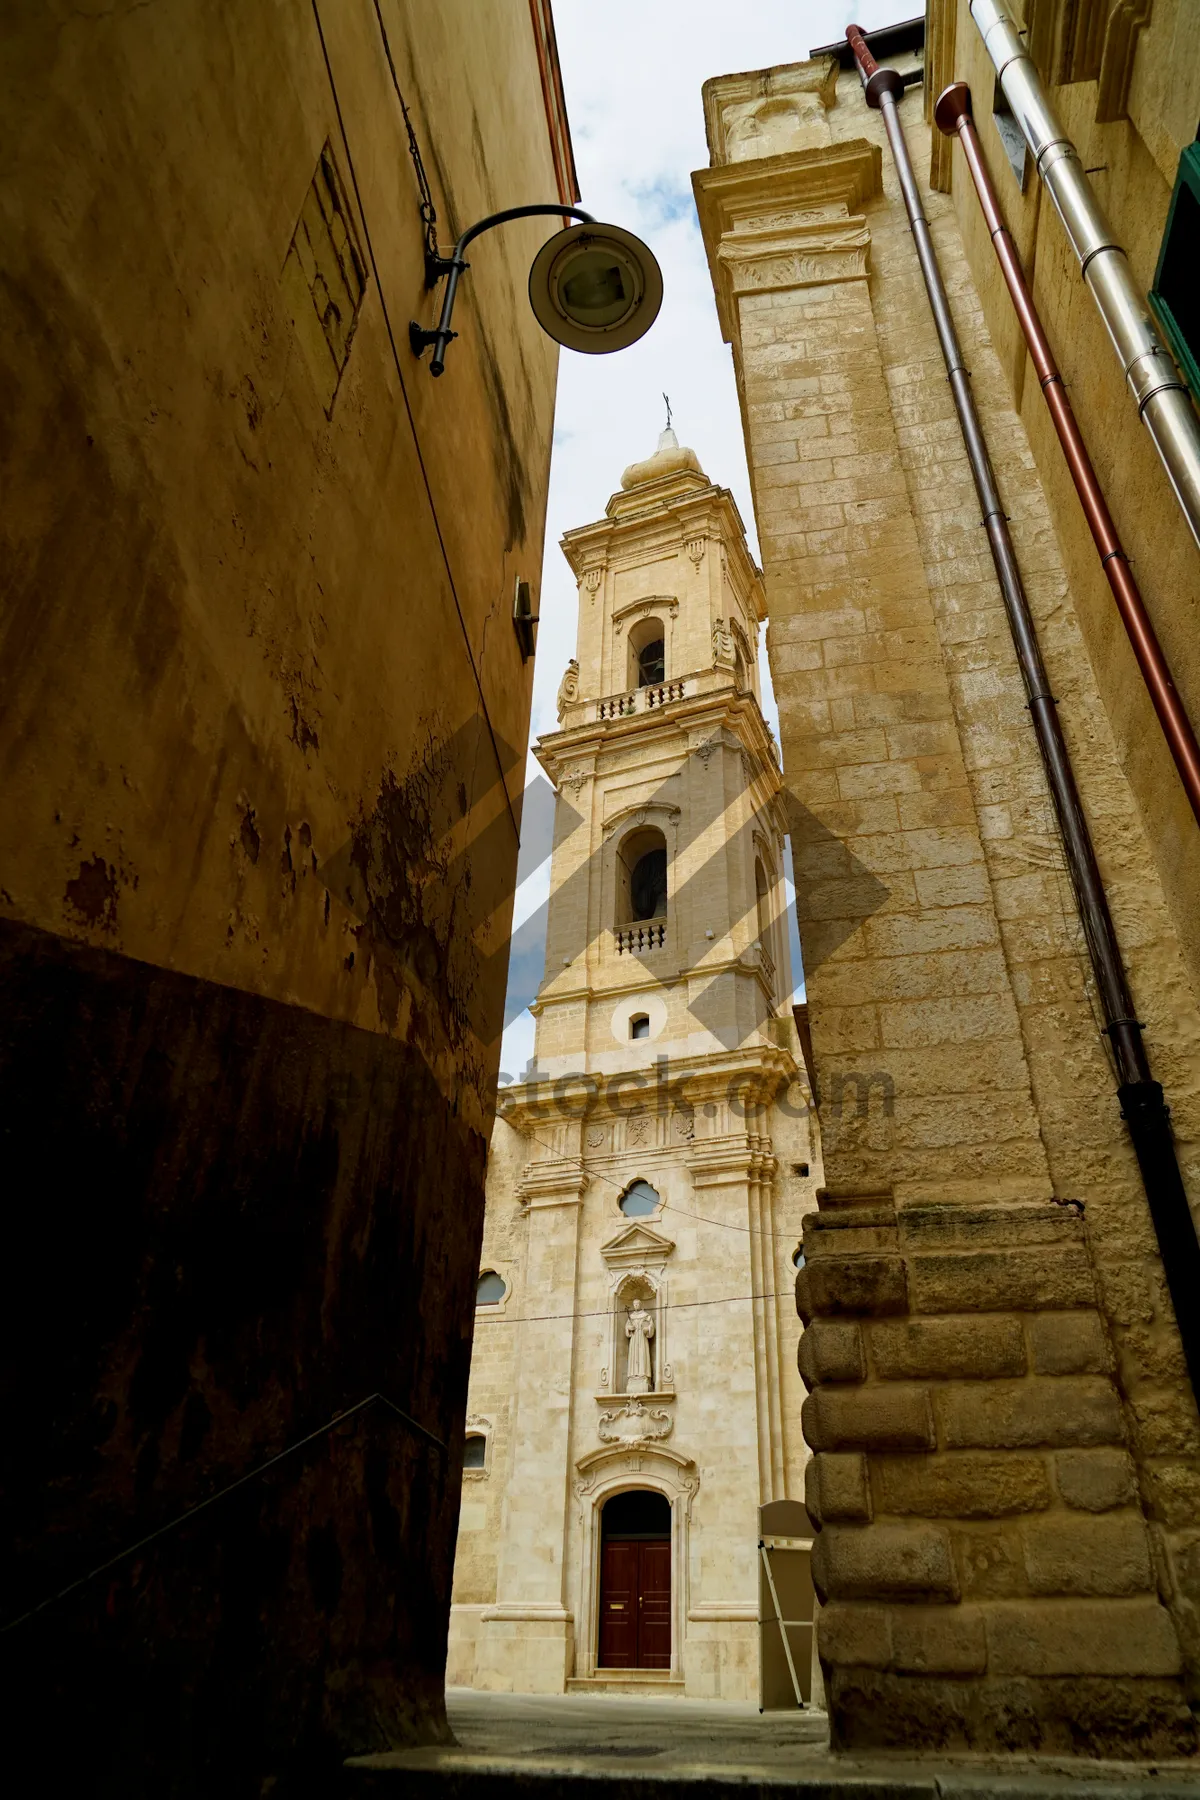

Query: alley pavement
left=344, top=1687, right=1200, bottom=1798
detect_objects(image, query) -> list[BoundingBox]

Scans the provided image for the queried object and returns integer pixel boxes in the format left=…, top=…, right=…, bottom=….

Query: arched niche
left=599, top=1214, right=675, bottom=1399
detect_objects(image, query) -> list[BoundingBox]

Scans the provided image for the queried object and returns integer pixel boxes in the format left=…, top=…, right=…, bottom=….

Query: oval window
left=620, top=1181, right=660, bottom=1218
left=792, top=1247, right=806, bottom=1270
left=476, top=1270, right=507, bottom=1305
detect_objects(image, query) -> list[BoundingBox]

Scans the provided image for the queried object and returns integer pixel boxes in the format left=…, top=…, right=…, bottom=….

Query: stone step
left=565, top=1670, right=686, bottom=1696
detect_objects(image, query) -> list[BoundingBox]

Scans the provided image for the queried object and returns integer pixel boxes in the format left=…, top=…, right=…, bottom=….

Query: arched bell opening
left=628, top=615, right=666, bottom=689
left=616, top=825, right=668, bottom=925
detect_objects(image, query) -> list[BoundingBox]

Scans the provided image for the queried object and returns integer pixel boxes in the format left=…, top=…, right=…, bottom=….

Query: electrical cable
left=1, top=1392, right=444, bottom=1637
left=474, top=1288, right=795, bottom=1328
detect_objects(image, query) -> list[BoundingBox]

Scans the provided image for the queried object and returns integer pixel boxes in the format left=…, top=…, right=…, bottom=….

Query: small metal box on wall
left=758, top=1498, right=815, bottom=1709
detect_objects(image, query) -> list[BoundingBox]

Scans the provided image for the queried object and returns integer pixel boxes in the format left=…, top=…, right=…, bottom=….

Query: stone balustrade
left=614, top=921, right=667, bottom=955
left=597, top=680, right=686, bottom=721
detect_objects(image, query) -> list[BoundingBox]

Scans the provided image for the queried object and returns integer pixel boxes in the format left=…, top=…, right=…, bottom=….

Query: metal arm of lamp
left=410, top=204, right=595, bottom=376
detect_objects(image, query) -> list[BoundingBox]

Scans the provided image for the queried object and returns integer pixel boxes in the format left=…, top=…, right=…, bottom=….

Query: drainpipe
left=934, top=82, right=1200, bottom=830
left=968, top=0, right=1200, bottom=552
left=845, top=23, right=1200, bottom=1406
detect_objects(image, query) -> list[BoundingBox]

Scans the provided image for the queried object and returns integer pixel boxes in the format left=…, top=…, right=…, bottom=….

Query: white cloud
left=499, top=1, right=905, bottom=1078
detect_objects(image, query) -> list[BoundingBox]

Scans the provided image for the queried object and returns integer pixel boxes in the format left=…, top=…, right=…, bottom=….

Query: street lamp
left=410, top=205, right=662, bottom=377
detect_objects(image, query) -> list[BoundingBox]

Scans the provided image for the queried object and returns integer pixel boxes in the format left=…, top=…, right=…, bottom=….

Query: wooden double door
left=598, top=1536, right=671, bottom=1669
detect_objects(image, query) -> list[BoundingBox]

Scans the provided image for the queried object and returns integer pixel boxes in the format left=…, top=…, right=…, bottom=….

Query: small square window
left=630, top=1013, right=650, bottom=1040
left=1151, top=144, right=1200, bottom=404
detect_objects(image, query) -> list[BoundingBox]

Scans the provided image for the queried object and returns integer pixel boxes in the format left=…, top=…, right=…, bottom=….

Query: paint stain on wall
left=64, top=855, right=119, bottom=930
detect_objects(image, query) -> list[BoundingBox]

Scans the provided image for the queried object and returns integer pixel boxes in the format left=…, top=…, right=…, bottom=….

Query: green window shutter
left=1150, top=142, right=1200, bottom=403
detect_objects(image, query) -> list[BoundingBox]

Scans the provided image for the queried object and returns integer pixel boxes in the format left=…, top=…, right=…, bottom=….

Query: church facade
left=447, top=431, right=820, bottom=1701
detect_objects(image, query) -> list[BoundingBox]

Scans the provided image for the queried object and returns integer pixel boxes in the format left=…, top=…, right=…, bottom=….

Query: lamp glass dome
left=528, top=222, right=662, bottom=354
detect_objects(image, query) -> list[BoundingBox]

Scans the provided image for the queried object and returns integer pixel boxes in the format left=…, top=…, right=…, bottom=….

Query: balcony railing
left=644, top=680, right=686, bottom=708
left=597, top=680, right=686, bottom=721
left=615, top=921, right=667, bottom=955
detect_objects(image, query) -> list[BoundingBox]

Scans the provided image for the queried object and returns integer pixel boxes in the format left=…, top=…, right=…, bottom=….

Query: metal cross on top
left=662, top=392, right=672, bottom=431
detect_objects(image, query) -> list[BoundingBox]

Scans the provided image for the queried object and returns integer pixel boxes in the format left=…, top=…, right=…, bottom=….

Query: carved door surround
left=573, top=1444, right=698, bottom=1681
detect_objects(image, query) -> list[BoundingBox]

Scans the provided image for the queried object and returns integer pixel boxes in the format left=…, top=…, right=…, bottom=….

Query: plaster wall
left=0, top=0, right=570, bottom=1783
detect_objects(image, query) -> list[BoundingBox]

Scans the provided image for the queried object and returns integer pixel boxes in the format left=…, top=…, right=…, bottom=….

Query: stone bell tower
left=536, top=424, right=791, bottom=1068
left=446, top=432, right=820, bottom=1701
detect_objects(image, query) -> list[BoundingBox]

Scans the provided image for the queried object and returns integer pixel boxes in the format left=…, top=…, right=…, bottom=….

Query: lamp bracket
left=410, top=202, right=594, bottom=377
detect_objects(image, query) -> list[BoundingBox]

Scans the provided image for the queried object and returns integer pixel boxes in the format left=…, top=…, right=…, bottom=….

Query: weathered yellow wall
left=0, top=0, right=566, bottom=1125
left=0, top=0, right=570, bottom=1780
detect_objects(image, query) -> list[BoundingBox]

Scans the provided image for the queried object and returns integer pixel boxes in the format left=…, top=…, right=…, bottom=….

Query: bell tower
left=532, top=426, right=793, bottom=1071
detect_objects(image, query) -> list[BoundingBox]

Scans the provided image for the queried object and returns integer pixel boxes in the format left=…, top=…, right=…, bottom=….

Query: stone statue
left=556, top=658, right=580, bottom=722
left=712, top=617, right=735, bottom=668
left=625, top=1297, right=655, bottom=1394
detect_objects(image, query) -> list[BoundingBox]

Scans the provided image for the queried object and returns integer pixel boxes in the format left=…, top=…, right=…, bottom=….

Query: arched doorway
left=598, top=1489, right=671, bottom=1669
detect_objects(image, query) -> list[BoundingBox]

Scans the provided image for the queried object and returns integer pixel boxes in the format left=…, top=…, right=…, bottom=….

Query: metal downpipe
left=845, top=23, right=1200, bottom=1405
left=933, top=81, right=1200, bottom=830
left=968, top=0, right=1200, bottom=551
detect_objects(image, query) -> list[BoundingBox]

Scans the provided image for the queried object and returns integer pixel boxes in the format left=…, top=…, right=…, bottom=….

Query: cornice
left=600, top=796, right=682, bottom=840
left=497, top=1042, right=799, bottom=1130
left=537, top=681, right=782, bottom=779
left=612, top=591, right=679, bottom=628
left=517, top=1159, right=588, bottom=1206
left=692, top=139, right=882, bottom=342
left=559, top=485, right=760, bottom=601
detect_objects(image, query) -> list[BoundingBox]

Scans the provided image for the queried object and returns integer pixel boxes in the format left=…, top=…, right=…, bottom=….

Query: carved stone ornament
left=685, top=536, right=706, bottom=568
left=597, top=1397, right=673, bottom=1448
left=724, top=245, right=869, bottom=293
left=584, top=567, right=603, bottom=596
left=556, top=659, right=580, bottom=722
left=712, top=618, right=735, bottom=668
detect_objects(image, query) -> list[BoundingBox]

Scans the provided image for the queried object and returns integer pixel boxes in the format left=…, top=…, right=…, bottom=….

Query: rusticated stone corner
left=797, top=1194, right=1194, bottom=1755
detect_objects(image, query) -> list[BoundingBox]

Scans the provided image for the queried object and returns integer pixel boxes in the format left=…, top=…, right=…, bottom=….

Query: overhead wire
left=474, top=1288, right=797, bottom=1328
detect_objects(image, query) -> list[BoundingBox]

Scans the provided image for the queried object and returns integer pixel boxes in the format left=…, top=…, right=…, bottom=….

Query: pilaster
left=475, top=1105, right=587, bottom=1694
left=693, top=124, right=1052, bottom=1211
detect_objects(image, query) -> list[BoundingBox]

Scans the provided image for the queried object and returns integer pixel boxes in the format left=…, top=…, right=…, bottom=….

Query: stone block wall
left=694, top=39, right=1200, bottom=1752
left=798, top=1191, right=1195, bottom=1755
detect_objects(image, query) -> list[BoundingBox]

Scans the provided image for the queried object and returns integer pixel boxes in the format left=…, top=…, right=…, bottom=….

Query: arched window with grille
left=628, top=615, right=665, bottom=689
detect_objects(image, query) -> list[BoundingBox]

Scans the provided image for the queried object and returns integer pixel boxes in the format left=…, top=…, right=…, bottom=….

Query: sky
left=498, top=0, right=907, bottom=1080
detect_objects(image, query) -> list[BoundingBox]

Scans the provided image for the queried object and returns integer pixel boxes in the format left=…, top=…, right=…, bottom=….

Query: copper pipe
left=934, top=83, right=1200, bottom=829
left=969, top=0, right=1200, bottom=551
